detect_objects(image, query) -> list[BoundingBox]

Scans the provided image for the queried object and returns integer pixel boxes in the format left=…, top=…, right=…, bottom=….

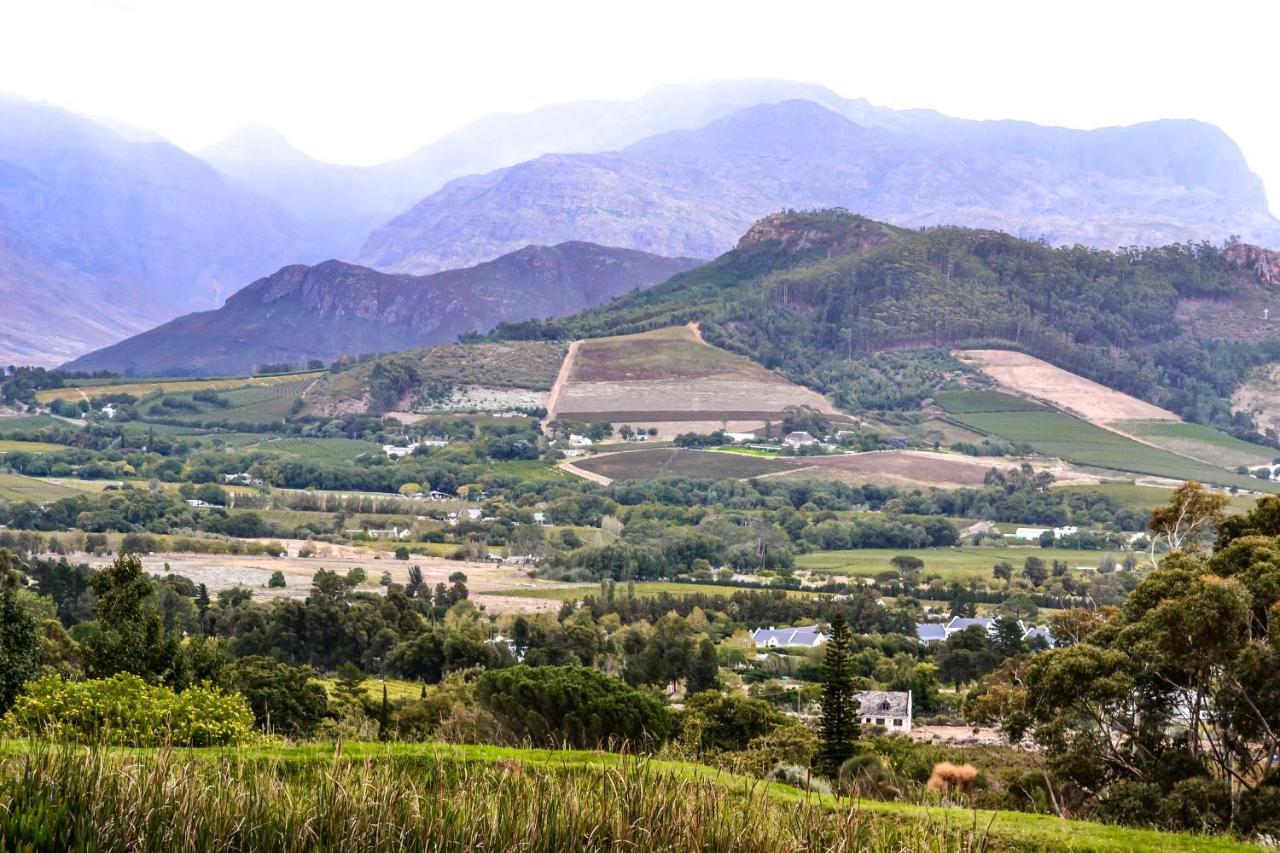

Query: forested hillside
left=489, top=211, right=1280, bottom=440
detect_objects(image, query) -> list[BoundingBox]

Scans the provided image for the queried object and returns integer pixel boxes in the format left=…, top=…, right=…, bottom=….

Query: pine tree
left=818, top=611, right=859, bottom=777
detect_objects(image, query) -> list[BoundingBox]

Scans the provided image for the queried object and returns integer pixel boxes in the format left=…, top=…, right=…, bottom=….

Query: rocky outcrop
left=1226, top=243, right=1280, bottom=286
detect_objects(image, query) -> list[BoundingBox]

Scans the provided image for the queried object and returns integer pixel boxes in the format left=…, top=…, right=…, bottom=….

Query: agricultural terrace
left=954, top=349, right=1178, bottom=423
left=34, top=371, right=320, bottom=405
left=797, top=546, right=1153, bottom=584
left=935, top=391, right=1277, bottom=492
left=553, top=326, right=841, bottom=435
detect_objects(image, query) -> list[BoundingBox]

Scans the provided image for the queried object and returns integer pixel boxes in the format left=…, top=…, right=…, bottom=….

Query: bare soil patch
left=76, top=540, right=561, bottom=614
left=556, top=326, right=837, bottom=424
left=790, top=450, right=1095, bottom=489
left=1233, top=362, right=1280, bottom=436
left=955, top=349, right=1178, bottom=423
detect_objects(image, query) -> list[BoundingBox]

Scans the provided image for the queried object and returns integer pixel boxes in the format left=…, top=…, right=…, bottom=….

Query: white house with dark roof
left=915, top=616, right=1054, bottom=647
left=856, top=690, right=912, bottom=733
left=751, top=625, right=827, bottom=648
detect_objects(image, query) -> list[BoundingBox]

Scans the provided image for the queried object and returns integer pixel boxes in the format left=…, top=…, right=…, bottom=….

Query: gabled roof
left=856, top=690, right=911, bottom=718
left=751, top=625, right=826, bottom=647
left=916, top=623, right=947, bottom=642
left=946, top=617, right=995, bottom=632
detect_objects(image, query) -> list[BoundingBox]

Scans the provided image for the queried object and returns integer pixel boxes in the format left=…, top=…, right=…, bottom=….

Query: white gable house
left=751, top=625, right=827, bottom=648
left=857, top=690, right=913, bottom=733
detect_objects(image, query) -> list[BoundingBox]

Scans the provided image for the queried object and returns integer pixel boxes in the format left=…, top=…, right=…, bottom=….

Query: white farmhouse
left=856, top=690, right=913, bottom=733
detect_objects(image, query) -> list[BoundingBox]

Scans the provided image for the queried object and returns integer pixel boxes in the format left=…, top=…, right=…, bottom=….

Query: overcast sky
left=3, top=0, right=1278, bottom=210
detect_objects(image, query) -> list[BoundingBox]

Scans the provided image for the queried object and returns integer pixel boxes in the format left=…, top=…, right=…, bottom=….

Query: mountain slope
left=360, top=100, right=1280, bottom=275
left=487, top=210, right=1280, bottom=441
left=0, top=96, right=318, bottom=365
left=63, top=243, right=700, bottom=377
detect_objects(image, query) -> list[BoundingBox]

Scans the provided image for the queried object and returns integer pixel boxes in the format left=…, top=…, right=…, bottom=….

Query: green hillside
left=488, top=210, right=1280, bottom=441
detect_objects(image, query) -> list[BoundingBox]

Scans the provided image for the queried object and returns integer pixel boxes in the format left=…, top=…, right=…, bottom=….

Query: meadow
left=796, top=546, right=1150, bottom=582
left=0, top=472, right=114, bottom=503
left=0, top=439, right=65, bottom=453
left=0, top=742, right=1256, bottom=853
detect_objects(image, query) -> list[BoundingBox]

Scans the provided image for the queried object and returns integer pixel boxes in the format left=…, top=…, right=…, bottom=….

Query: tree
left=1022, top=556, right=1048, bottom=587
left=992, top=560, right=1013, bottom=582
left=1148, top=481, right=1227, bottom=559
left=227, top=656, right=328, bottom=737
left=83, top=552, right=182, bottom=686
left=687, top=637, right=720, bottom=693
left=405, top=565, right=424, bottom=598
left=890, top=555, right=923, bottom=583
left=0, top=579, right=39, bottom=714
left=268, top=570, right=287, bottom=589
left=818, top=612, right=858, bottom=776
left=475, top=665, right=672, bottom=749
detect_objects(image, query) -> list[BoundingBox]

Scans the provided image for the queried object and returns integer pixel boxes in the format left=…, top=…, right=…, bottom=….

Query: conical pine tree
left=818, top=611, right=859, bottom=777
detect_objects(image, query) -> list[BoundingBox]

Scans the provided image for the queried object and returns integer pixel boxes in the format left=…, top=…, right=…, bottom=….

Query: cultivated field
left=955, top=349, right=1177, bottom=423
left=552, top=326, right=839, bottom=435
left=0, top=439, right=65, bottom=453
left=35, top=371, right=320, bottom=405
left=937, top=391, right=1275, bottom=491
left=1120, top=420, right=1275, bottom=469
left=571, top=448, right=796, bottom=482
left=156, top=377, right=316, bottom=425
left=1053, top=482, right=1262, bottom=515
left=232, top=436, right=384, bottom=462
left=783, top=450, right=1092, bottom=489
left=798, top=546, right=1152, bottom=583
left=0, top=473, right=116, bottom=503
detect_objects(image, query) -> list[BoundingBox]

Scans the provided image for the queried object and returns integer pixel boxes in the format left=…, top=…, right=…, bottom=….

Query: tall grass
left=0, top=743, right=991, bottom=852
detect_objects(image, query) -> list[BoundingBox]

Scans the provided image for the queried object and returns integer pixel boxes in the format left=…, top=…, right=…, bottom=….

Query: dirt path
left=556, top=455, right=615, bottom=486
left=543, top=339, right=581, bottom=426
left=686, top=321, right=704, bottom=342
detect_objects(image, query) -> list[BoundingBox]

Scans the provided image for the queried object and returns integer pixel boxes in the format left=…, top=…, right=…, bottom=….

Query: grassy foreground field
left=0, top=741, right=1255, bottom=852
left=797, top=546, right=1151, bottom=582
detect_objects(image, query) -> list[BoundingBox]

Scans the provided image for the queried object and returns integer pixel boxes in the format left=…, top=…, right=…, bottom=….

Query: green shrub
left=475, top=665, right=671, bottom=749
left=765, top=762, right=832, bottom=795
left=3, top=673, right=254, bottom=746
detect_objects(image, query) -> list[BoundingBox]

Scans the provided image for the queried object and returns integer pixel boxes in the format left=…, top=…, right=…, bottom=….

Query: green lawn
left=10, top=741, right=1250, bottom=853
left=797, top=546, right=1150, bottom=582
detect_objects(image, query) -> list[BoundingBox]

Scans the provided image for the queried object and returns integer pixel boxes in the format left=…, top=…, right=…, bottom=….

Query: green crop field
left=485, top=459, right=577, bottom=482
left=36, top=371, right=319, bottom=404
left=574, top=448, right=796, bottom=481
left=153, top=378, right=316, bottom=425
left=0, top=473, right=114, bottom=503
left=1054, top=482, right=1262, bottom=515
left=1122, top=420, right=1277, bottom=469
left=0, top=414, right=75, bottom=433
left=797, top=545, right=1150, bottom=582
left=240, top=436, right=383, bottom=462
left=937, top=391, right=1275, bottom=491
left=0, top=439, right=65, bottom=453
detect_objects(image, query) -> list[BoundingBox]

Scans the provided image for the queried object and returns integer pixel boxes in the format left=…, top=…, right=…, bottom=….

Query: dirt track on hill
left=543, top=339, right=580, bottom=425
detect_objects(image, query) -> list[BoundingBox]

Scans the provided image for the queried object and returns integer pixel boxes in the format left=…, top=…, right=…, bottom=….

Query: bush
left=226, top=657, right=327, bottom=738
left=3, top=673, right=254, bottom=746
left=475, top=665, right=672, bottom=749
left=765, top=762, right=832, bottom=795
left=1159, top=777, right=1231, bottom=833
left=268, top=570, right=286, bottom=589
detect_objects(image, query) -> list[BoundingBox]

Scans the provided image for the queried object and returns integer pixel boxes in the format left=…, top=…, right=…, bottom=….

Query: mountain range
left=4, top=79, right=1280, bottom=367
left=62, top=243, right=698, bottom=377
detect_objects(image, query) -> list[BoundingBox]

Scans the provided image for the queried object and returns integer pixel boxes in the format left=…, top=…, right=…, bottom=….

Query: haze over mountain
left=0, top=95, right=320, bottom=366
left=63, top=243, right=699, bottom=377
left=6, top=79, right=1280, bottom=367
left=360, top=99, right=1280, bottom=275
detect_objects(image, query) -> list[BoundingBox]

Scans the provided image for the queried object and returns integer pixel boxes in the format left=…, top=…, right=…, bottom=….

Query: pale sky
left=2, top=0, right=1278, bottom=211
